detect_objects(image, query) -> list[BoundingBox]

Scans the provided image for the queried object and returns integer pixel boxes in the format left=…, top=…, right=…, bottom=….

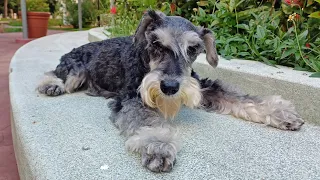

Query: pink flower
left=110, top=6, right=117, bottom=14
left=283, top=0, right=303, bottom=7
left=306, top=43, right=311, bottom=48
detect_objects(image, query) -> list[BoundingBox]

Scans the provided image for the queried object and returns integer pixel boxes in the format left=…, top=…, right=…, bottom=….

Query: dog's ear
left=200, top=28, right=219, bottom=68
left=133, top=10, right=165, bottom=43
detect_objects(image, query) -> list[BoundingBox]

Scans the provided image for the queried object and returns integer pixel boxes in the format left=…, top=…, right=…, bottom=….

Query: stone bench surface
left=10, top=31, right=320, bottom=180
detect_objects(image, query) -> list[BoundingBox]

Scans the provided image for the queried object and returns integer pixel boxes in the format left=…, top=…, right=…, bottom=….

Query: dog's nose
left=160, top=80, right=180, bottom=95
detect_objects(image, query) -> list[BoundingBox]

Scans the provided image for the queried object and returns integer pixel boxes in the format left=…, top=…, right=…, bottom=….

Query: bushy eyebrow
left=152, top=28, right=180, bottom=56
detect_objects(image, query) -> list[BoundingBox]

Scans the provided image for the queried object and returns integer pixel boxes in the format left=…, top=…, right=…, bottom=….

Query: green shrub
left=188, top=0, right=320, bottom=76
left=106, top=0, right=158, bottom=37
left=48, top=18, right=63, bottom=26
left=64, top=0, right=100, bottom=28
left=26, top=0, right=50, bottom=12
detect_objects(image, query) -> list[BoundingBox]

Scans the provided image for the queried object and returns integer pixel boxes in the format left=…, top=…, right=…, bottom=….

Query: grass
left=48, top=19, right=64, bottom=26
left=3, top=27, right=92, bottom=33
left=48, top=27, right=92, bottom=31
left=1, top=17, right=92, bottom=32
left=1, top=18, right=64, bottom=27
left=4, top=27, right=22, bottom=33
left=9, top=20, right=22, bottom=26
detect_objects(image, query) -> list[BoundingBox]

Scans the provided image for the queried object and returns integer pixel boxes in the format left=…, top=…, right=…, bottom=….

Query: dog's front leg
left=108, top=97, right=181, bottom=172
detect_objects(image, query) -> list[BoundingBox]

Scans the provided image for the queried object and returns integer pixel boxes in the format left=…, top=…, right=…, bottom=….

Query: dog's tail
left=192, top=71, right=304, bottom=131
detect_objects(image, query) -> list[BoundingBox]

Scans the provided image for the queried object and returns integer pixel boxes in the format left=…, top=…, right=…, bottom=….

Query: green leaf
left=198, top=7, right=206, bottom=17
left=236, top=24, right=249, bottom=30
left=295, top=52, right=301, bottom=60
left=236, top=0, right=246, bottom=7
left=260, top=56, right=277, bottom=67
left=281, top=49, right=296, bottom=59
left=309, top=11, right=320, bottom=19
left=282, top=27, right=294, bottom=39
left=229, top=0, right=236, bottom=12
left=210, top=20, right=220, bottom=27
left=226, top=37, right=246, bottom=43
left=268, top=60, right=277, bottom=65
left=238, top=52, right=250, bottom=56
left=294, top=66, right=309, bottom=71
left=237, top=6, right=269, bottom=20
left=231, top=46, right=237, bottom=54
left=197, top=1, right=209, bottom=6
left=256, top=25, right=266, bottom=39
left=310, top=72, right=320, bottom=78
left=298, top=30, right=308, bottom=41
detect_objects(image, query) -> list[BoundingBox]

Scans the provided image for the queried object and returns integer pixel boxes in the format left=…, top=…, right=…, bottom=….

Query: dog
left=37, top=10, right=304, bottom=172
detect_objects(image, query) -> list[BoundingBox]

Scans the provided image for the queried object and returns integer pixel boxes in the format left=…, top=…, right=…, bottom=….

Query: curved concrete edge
left=9, top=31, right=320, bottom=180
left=88, top=27, right=109, bottom=42
left=88, top=30, right=320, bottom=125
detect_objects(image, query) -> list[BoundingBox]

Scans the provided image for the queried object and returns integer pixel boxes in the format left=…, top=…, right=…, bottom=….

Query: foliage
left=26, top=0, right=50, bottom=12
left=188, top=0, right=320, bottom=76
left=4, top=27, right=22, bottom=32
left=64, top=0, right=100, bottom=28
left=9, top=19, right=22, bottom=26
left=48, top=18, right=63, bottom=26
left=106, top=0, right=158, bottom=37
left=103, top=0, right=319, bottom=76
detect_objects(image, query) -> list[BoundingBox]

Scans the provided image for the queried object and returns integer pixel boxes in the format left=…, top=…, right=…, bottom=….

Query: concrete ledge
left=9, top=31, right=320, bottom=179
left=88, top=27, right=109, bottom=42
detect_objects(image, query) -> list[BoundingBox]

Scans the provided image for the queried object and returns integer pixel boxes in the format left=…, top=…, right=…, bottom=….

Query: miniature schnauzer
left=37, top=10, right=304, bottom=172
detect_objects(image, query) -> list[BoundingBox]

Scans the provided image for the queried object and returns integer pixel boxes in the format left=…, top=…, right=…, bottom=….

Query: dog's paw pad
left=141, top=145, right=176, bottom=173
left=38, top=84, right=65, bottom=96
left=279, top=119, right=305, bottom=131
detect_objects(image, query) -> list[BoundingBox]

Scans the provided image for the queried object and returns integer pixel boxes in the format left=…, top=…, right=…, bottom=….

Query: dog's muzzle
left=139, top=71, right=202, bottom=119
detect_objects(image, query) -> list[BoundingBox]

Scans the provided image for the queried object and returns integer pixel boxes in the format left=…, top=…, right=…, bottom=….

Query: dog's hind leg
left=108, top=96, right=181, bottom=172
left=37, top=67, right=87, bottom=96
left=37, top=48, right=89, bottom=96
left=197, top=77, right=305, bottom=131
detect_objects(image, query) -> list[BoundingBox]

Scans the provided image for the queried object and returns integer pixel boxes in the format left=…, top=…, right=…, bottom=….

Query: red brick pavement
left=0, top=30, right=67, bottom=180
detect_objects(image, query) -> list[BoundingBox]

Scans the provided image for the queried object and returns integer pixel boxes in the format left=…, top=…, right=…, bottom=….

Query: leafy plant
left=106, top=0, right=158, bottom=37
left=189, top=0, right=320, bottom=77
left=64, top=0, right=99, bottom=28
left=26, top=0, right=50, bottom=12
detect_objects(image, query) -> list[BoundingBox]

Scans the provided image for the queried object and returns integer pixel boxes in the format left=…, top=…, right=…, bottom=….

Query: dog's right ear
left=133, top=10, right=165, bottom=43
left=199, top=28, right=219, bottom=68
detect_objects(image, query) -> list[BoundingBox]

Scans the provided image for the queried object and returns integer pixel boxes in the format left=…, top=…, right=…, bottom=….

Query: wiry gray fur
left=37, top=10, right=305, bottom=173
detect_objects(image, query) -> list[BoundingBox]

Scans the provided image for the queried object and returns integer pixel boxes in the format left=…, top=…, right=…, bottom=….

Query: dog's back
left=37, top=35, right=149, bottom=97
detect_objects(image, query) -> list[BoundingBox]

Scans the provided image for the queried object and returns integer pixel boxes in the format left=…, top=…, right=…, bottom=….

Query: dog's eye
left=187, top=45, right=198, bottom=54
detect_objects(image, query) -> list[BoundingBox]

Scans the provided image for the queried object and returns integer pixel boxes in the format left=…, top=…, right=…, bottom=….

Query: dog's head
left=135, top=10, right=219, bottom=119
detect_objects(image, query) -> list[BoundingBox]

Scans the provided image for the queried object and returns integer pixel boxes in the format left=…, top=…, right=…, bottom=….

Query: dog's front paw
left=141, top=143, right=176, bottom=173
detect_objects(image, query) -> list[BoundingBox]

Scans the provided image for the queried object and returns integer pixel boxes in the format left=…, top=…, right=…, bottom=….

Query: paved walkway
left=0, top=30, right=67, bottom=180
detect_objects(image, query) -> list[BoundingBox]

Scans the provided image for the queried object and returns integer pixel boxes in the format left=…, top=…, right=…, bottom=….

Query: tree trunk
left=4, top=0, right=8, bottom=18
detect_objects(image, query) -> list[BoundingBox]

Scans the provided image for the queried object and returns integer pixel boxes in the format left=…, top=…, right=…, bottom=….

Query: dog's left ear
left=200, top=28, right=219, bottom=68
left=133, top=10, right=165, bottom=44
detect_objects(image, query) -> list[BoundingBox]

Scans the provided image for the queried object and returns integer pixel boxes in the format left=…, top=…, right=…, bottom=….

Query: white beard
left=139, top=71, right=202, bottom=119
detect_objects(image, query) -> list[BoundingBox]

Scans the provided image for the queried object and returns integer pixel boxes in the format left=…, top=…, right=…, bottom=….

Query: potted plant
left=20, top=0, right=50, bottom=38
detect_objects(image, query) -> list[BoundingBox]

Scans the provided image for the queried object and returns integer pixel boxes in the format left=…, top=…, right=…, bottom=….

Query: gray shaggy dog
left=37, top=10, right=304, bottom=172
